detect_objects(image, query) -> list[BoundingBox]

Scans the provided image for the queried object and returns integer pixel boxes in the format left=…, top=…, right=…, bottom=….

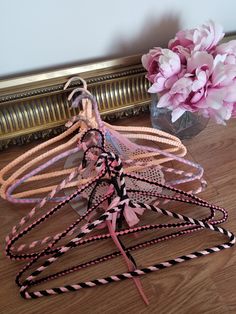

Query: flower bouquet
left=142, top=21, right=236, bottom=138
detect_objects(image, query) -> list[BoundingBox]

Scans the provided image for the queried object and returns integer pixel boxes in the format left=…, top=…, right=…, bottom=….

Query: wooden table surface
left=0, top=113, right=236, bottom=314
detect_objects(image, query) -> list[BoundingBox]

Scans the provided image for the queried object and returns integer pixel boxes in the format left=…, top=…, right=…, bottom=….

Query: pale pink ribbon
left=105, top=197, right=149, bottom=305
left=108, top=197, right=145, bottom=229
left=80, top=192, right=148, bottom=304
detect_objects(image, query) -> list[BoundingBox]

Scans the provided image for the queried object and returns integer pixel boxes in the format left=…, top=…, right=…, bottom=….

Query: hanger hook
left=67, top=87, right=93, bottom=103
left=63, top=76, right=87, bottom=91
left=67, top=87, right=103, bottom=128
left=64, top=77, right=104, bottom=129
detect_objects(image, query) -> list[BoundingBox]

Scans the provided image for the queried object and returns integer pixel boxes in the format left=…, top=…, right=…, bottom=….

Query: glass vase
left=150, top=94, right=209, bottom=139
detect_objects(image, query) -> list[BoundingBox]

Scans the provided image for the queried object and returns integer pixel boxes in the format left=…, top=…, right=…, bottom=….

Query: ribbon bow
left=123, top=203, right=145, bottom=227
left=107, top=197, right=145, bottom=229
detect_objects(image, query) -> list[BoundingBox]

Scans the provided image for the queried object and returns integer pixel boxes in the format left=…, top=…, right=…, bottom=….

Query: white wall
left=0, top=0, right=235, bottom=77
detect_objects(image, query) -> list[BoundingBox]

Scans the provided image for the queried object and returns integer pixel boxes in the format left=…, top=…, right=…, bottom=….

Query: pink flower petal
left=157, top=93, right=172, bottom=108
left=224, top=81, right=236, bottom=102
left=187, top=51, right=213, bottom=73
left=191, top=88, right=204, bottom=103
left=148, top=76, right=166, bottom=93
left=171, top=107, right=186, bottom=122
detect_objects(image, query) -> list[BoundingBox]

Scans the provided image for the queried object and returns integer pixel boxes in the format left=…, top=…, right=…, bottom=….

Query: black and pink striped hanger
left=5, top=131, right=234, bottom=301
left=5, top=129, right=220, bottom=261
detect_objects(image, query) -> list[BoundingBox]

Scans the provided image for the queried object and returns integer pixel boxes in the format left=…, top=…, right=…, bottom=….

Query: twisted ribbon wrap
left=104, top=197, right=145, bottom=228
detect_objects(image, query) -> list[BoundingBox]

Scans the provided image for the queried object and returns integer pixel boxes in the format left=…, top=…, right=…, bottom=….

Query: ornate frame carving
left=0, top=54, right=151, bottom=149
left=0, top=33, right=235, bottom=150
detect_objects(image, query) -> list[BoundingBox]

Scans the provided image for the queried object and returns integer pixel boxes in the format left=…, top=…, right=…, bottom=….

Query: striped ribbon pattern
left=5, top=151, right=233, bottom=299
left=4, top=115, right=205, bottom=203
left=18, top=194, right=235, bottom=299
left=5, top=124, right=208, bottom=257
left=5, top=153, right=215, bottom=260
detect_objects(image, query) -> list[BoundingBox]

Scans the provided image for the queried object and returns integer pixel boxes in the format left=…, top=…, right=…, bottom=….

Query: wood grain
left=0, top=114, right=235, bottom=314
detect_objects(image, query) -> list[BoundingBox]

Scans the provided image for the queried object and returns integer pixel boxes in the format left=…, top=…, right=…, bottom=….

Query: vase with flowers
left=142, top=20, right=236, bottom=139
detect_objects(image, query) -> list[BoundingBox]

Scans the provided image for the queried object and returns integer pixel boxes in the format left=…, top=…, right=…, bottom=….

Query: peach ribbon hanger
left=4, top=123, right=205, bottom=204
left=0, top=77, right=192, bottom=203
left=0, top=78, right=97, bottom=197
left=0, top=76, right=89, bottom=184
left=1, top=130, right=191, bottom=203
left=0, top=79, right=185, bottom=188
left=0, top=136, right=187, bottom=202
left=0, top=110, right=196, bottom=202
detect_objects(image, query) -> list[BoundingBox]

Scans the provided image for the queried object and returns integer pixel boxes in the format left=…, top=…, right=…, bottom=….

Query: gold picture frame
left=0, top=33, right=235, bottom=149
left=0, top=54, right=151, bottom=149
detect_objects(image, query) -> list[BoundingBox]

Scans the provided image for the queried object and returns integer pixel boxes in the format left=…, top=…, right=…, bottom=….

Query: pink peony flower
left=169, top=20, right=224, bottom=53
left=141, top=48, right=181, bottom=93
left=157, top=51, right=236, bottom=124
left=157, top=52, right=213, bottom=120
left=208, top=54, right=236, bottom=123
left=215, top=40, right=236, bottom=65
left=142, top=20, right=236, bottom=125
